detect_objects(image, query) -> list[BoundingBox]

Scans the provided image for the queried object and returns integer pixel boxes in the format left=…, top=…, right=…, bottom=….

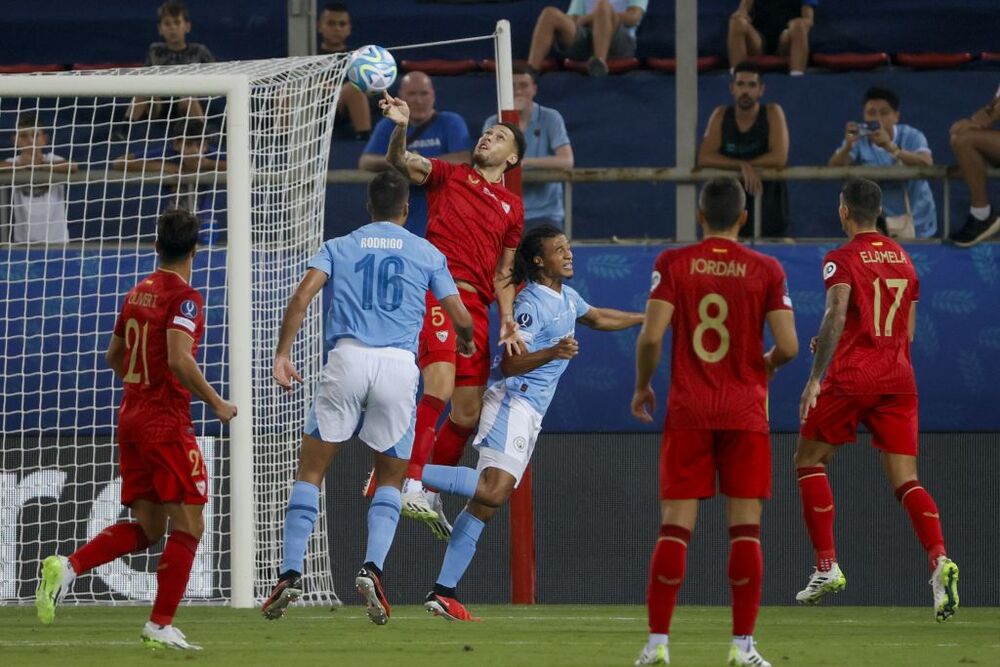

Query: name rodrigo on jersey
left=361, top=237, right=404, bottom=250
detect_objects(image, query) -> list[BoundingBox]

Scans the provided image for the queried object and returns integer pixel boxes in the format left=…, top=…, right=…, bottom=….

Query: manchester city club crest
left=513, top=436, right=528, bottom=453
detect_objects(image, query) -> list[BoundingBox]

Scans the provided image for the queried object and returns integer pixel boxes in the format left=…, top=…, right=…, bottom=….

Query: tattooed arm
left=800, top=284, right=850, bottom=422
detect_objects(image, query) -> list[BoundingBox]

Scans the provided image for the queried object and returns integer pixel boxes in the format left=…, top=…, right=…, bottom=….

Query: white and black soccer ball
left=347, top=45, right=398, bottom=95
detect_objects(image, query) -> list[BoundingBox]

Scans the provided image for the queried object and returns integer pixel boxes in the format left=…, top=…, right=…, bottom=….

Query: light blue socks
left=281, top=480, right=319, bottom=575
left=436, top=510, right=486, bottom=588
left=422, top=465, right=480, bottom=499
left=364, top=486, right=402, bottom=570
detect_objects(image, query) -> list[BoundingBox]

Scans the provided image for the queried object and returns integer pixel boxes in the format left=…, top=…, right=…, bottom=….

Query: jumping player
left=631, top=177, right=798, bottom=667
left=261, top=170, right=474, bottom=625
left=418, top=225, right=644, bottom=621
left=35, top=209, right=238, bottom=650
left=794, top=178, right=959, bottom=621
left=378, top=90, right=527, bottom=539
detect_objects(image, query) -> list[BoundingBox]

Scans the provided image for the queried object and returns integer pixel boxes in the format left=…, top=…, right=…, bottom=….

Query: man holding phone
left=828, top=86, right=937, bottom=239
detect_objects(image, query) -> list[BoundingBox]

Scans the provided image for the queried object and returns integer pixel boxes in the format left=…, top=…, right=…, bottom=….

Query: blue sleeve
left=902, top=127, right=931, bottom=154
left=514, top=298, right=543, bottom=351
left=362, top=119, right=394, bottom=155
left=567, top=0, right=586, bottom=15
left=444, top=114, right=472, bottom=153
left=307, top=240, right=335, bottom=276
left=548, top=110, right=571, bottom=151
left=570, top=288, right=592, bottom=318
left=482, top=113, right=498, bottom=136
left=428, top=249, right=459, bottom=301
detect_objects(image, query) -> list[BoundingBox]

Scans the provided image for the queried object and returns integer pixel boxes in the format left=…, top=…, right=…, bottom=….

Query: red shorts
left=659, top=427, right=772, bottom=500
left=119, top=433, right=209, bottom=506
left=800, top=392, right=918, bottom=456
left=418, top=289, right=491, bottom=387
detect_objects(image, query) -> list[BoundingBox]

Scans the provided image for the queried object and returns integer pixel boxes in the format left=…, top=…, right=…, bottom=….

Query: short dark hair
left=863, top=86, right=899, bottom=111
left=698, top=177, right=746, bottom=231
left=513, top=224, right=563, bottom=284
left=512, top=63, right=538, bottom=84
left=841, top=178, right=882, bottom=226
left=157, top=209, right=200, bottom=261
left=496, top=121, right=526, bottom=172
left=158, top=0, right=189, bottom=22
left=368, top=170, right=410, bottom=220
left=732, top=61, right=762, bottom=81
left=321, top=2, right=349, bottom=14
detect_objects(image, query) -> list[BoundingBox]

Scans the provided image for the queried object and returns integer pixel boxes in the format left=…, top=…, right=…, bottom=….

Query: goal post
left=0, top=55, right=348, bottom=608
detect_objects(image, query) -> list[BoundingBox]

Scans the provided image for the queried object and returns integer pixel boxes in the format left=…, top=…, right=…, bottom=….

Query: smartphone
left=856, top=121, right=881, bottom=136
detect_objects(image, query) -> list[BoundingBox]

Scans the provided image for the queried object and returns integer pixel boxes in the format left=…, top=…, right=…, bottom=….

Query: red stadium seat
left=562, top=57, right=640, bottom=75
left=480, top=58, right=559, bottom=74
left=72, top=62, right=145, bottom=71
left=0, top=63, right=65, bottom=74
left=981, top=52, right=1000, bottom=62
left=398, top=59, right=478, bottom=76
left=894, top=52, right=974, bottom=70
left=811, top=52, right=890, bottom=72
left=743, top=54, right=789, bottom=71
left=646, top=56, right=725, bottom=73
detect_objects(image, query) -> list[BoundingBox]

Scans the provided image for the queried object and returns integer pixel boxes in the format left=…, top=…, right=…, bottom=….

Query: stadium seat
left=479, top=58, right=559, bottom=74
left=743, top=54, right=789, bottom=71
left=646, top=56, right=725, bottom=73
left=0, top=63, right=65, bottom=74
left=894, top=52, right=974, bottom=70
left=562, top=57, right=640, bottom=75
left=398, top=59, right=478, bottom=75
left=72, top=62, right=145, bottom=71
left=811, top=52, right=890, bottom=72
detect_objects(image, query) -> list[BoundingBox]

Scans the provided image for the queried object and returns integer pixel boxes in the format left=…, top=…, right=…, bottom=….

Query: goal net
left=0, top=54, right=349, bottom=607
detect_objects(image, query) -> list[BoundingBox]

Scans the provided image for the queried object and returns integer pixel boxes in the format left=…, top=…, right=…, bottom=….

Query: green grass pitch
left=1, top=604, right=997, bottom=666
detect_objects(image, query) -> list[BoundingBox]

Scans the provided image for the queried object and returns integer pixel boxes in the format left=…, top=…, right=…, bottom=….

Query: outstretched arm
left=631, top=299, right=674, bottom=423
left=800, top=284, right=850, bottom=421
left=380, top=92, right=432, bottom=183
left=273, top=268, right=328, bottom=392
left=495, top=247, right=526, bottom=355
left=578, top=306, right=644, bottom=331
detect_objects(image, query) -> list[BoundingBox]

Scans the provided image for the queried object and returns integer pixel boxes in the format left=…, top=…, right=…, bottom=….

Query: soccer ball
left=347, top=45, right=398, bottom=95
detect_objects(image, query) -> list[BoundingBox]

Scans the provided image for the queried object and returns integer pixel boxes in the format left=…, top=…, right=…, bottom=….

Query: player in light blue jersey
left=418, top=225, right=644, bottom=621
left=261, top=171, right=475, bottom=625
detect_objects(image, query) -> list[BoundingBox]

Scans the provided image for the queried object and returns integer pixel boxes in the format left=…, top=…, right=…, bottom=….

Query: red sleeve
left=421, top=158, right=458, bottom=191
left=822, top=250, right=852, bottom=290
left=113, top=301, right=126, bottom=338
left=766, top=258, right=793, bottom=312
left=167, top=288, right=205, bottom=341
left=503, top=198, right=524, bottom=249
left=649, top=250, right=676, bottom=304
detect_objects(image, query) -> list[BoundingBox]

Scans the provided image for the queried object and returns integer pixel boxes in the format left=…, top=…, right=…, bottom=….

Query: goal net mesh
left=0, top=54, right=349, bottom=606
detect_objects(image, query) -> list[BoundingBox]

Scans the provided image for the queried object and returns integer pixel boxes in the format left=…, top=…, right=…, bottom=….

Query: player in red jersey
left=631, top=178, right=798, bottom=667
left=34, top=210, right=237, bottom=650
left=378, top=91, right=526, bottom=539
left=795, top=178, right=959, bottom=621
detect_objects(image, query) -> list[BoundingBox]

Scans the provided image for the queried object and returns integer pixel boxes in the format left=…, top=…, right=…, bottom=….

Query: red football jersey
left=113, top=269, right=206, bottom=441
left=423, top=159, right=524, bottom=301
left=821, top=231, right=918, bottom=395
left=649, top=238, right=792, bottom=432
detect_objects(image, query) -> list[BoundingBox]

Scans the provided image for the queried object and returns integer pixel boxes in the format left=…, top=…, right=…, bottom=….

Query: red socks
left=895, top=480, right=947, bottom=568
left=150, top=530, right=200, bottom=626
left=68, top=522, right=150, bottom=575
left=796, top=466, right=837, bottom=571
left=406, top=395, right=447, bottom=480
left=729, top=524, right=763, bottom=636
left=429, top=418, right=475, bottom=468
left=647, top=524, right=690, bottom=634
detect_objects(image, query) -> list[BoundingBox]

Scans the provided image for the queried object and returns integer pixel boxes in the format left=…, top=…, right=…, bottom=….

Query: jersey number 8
left=692, top=293, right=730, bottom=363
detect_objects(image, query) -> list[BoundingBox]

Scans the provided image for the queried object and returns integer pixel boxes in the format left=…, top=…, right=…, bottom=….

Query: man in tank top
left=698, top=62, right=790, bottom=238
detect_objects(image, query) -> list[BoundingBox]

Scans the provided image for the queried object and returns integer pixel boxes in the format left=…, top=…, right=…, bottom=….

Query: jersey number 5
left=872, top=278, right=908, bottom=337
left=123, top=318, right=150, bottom=385
left=693, top=293, right=730, bottom=363
left=354, top=254, right=404, bottom=312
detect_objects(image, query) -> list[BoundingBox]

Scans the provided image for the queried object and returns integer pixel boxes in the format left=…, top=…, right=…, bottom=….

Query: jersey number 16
left=354, top=254, right=404, bottom=312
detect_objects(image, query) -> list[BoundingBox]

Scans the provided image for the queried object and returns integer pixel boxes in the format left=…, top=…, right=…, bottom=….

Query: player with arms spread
left=794, top=178, right=959, bottom=621
left=417, top=225, right=643, bottom=621
left=35, top=209, right=237, bottom=651
left=377, top=90, right=527, bottom=539
left=631, top=178, right=798, bottom=667
left=261, top=171, right=474, bottom=626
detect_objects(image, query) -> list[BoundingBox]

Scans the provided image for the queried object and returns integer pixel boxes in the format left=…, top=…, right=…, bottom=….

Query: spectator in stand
left=527, top=0, right=648, bottom=77
left=697, top=63, right=789, bottom=237
left=482, top=64, right=573, bottom=231
left=114, top=120, right=227, bottom=245
left=128, top=1, right=215, bottom=124
left=1, top=111, right=77, bottom=243
left=829, top=86, right=936, bottom=239
left=317, top=3, right=372, bottom=140
left=948, top=85, right=1000, bottom=247
left=728, top=0, right=816, bottom=76
left=359, top=72, right=471, bottom=236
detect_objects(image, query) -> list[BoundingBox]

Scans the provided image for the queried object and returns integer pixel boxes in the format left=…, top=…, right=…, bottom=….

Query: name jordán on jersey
left=690, top=258, right=748, bottom=278
left=361, top=236, right=404, bottom=250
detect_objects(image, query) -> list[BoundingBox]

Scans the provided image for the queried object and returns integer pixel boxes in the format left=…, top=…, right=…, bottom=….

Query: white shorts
left=304, top=339, right=419, bottom=457
left=472, top=383, right=543, bottom=486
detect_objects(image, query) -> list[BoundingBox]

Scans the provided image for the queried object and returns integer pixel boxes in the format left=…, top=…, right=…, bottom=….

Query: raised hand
left=380, top=91, right=410, bottom=126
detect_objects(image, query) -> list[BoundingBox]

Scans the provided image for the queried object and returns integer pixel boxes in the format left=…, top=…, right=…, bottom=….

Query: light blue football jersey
left=500, top=281, right=591, bottom=415
left=308, top=221, right=458, bottom=353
